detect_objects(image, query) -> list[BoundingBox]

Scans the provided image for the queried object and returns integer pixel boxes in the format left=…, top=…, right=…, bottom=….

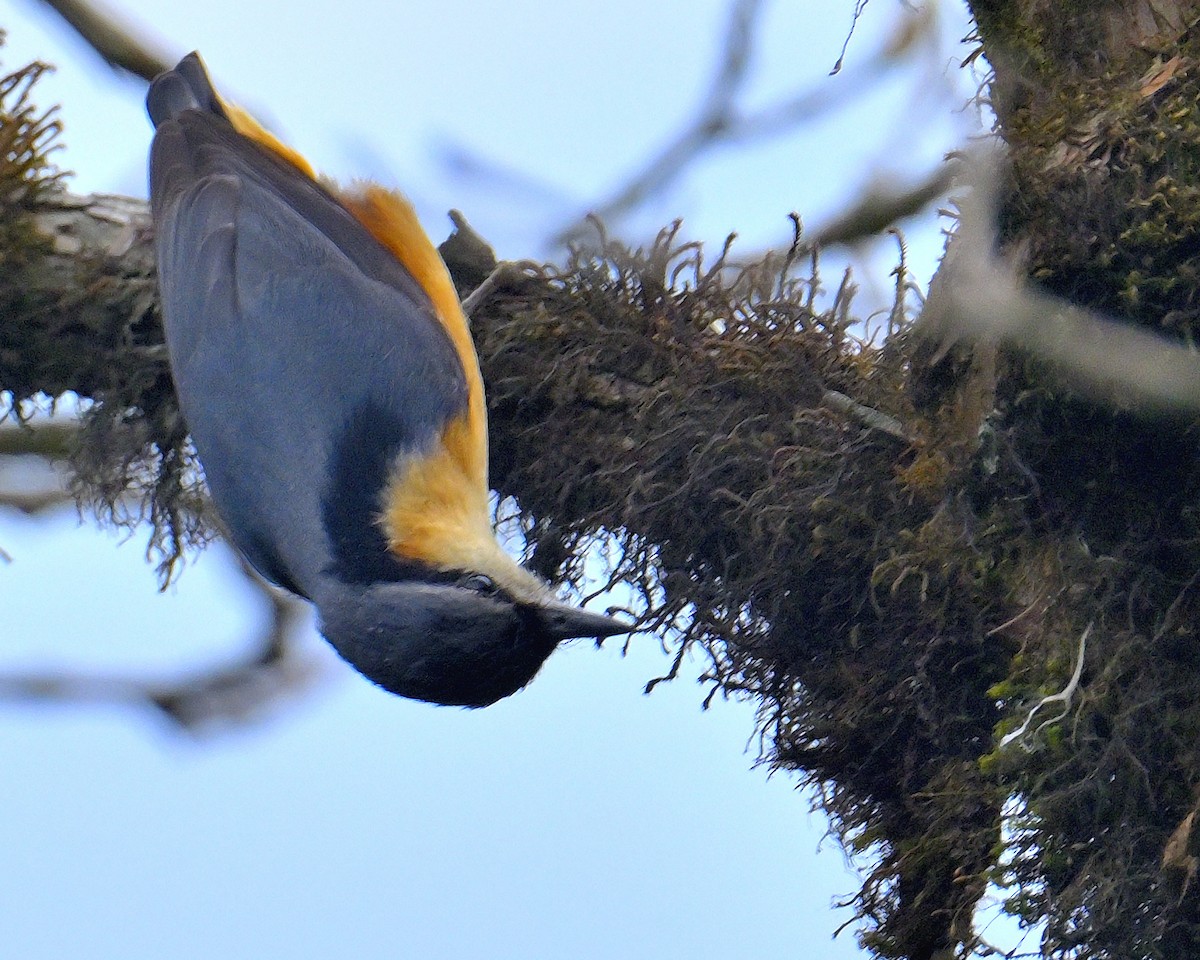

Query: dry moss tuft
left=0, top=55, right=66, bottom=389
left=0, top=48, right=204, bottom=578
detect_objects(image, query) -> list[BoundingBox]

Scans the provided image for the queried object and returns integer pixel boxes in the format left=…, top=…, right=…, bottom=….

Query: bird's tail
left=147, top=52, right=223, bottom=127
left=147, top=52, right=317, bottom=181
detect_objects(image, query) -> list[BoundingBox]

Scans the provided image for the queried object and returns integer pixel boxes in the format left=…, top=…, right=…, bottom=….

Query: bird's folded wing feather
left=151, top=113, right=469, bottom=596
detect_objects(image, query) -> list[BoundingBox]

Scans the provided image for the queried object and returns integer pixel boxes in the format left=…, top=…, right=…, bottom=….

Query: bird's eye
left=459, top=573, right=498, bottom=595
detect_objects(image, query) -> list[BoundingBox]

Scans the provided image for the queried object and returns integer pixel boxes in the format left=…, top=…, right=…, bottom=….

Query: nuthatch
left=147, top=53, right=629, bottom=706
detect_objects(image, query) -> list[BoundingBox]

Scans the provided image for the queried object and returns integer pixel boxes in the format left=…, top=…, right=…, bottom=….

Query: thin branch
left=716, top=52, right=894, bottom=142
left=151, top=557, right=319, bottom=730
left=550, top=0, right=911, bottom=245
left=0, top=488, right=73, bottom=514
left=831, top=0, right=873, bottom=75
left=0, top=556, right=321, bottom=732
left=821, top=389, right=909, bottom=440
left=462, top=260, right=540, bottom=318
left=0, top=422, right=322, bottom=730
left=0, top=420, right=78, bottom=458
left=32, top=0, right=172, bottom=82
left=812, top=160, right=959, bottom=247
left=553, top=0, right=765, bottom=243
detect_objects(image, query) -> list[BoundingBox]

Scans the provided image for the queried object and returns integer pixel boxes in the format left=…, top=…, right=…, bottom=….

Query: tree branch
left=32, top=0, right=170, bottom=82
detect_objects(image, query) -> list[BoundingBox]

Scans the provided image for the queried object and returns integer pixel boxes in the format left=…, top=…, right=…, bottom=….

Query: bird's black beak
left=536, top=600, right=632, bottom=641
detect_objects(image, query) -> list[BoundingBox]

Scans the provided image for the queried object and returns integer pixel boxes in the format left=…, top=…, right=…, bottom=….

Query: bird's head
left=313, top=543, right=629, bottom=707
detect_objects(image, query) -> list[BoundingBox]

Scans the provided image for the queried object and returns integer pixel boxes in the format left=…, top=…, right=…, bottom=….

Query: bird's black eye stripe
left=458, top=573, right=498, bottom=595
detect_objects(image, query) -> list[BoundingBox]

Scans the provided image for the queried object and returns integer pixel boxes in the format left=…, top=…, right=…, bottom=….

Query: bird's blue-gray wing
left=150, top=112, right=468, bottom=596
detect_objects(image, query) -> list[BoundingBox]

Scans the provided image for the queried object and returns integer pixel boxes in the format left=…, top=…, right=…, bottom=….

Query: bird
left=146, top=52, right=629, bottom=707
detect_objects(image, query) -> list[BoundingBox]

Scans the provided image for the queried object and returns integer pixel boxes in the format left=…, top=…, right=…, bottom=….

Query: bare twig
left=150, top=557, right=319, bottom=730
left=0, top=557, right=321, bottom=732
left=719, top=54, right=896, bottom=144
left=812, top=160, right=959, bottom=247
left=0, top=420, right=78, bottom=458
left=831, top=0, right=873, bottom=75
left=0, top=420, right=322, bottom=730
left=552, top=0, right=907, bottom=245
left=32, top=0, right=172, bottom=82
left=0, top=488, right=73, bottom=513
left=821, top=389, right=908, bottom=440
left=552, top=0, right=766, bottom=243
left=462, top=260, right=540, bottom=318
left=0, top=423, right=75, bottom=514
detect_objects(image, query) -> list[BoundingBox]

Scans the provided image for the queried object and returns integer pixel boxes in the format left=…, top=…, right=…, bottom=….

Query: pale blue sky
left=0, top=2, right=983, bottom=958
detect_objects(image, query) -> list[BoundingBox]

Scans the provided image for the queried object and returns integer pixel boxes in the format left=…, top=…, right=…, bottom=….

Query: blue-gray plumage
left=148, top=53, right=629, bottom=706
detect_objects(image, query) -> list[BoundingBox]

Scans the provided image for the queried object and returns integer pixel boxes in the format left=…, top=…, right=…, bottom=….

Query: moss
left=0, top=55, right=65, bottom=401
left=0, top=47, right=203, bottom=579
left=958, top=14, right=1200, bottom=954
